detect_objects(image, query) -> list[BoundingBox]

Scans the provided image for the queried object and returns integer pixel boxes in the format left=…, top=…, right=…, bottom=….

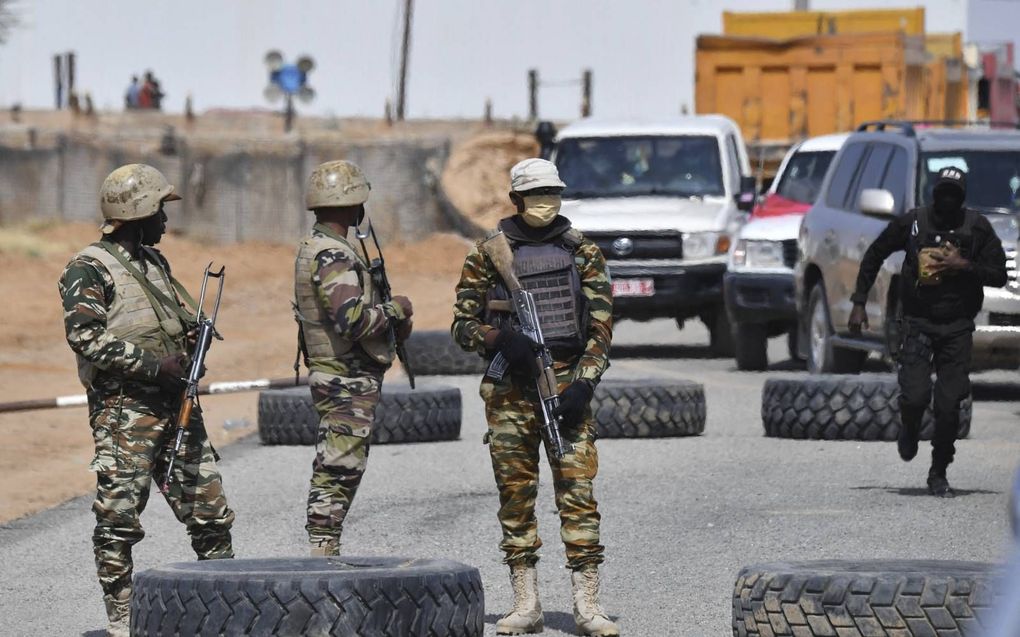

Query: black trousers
left=897, top=319, right=973, bottom=473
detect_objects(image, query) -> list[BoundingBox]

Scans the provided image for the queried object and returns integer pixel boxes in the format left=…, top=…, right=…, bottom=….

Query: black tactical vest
left=903, top=206, right=983, bottom=321
left=485, top=230, right=589, bottom=354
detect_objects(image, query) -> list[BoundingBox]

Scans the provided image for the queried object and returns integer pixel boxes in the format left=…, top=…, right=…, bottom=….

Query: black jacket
left=851, top=207, right=1008, bottom=323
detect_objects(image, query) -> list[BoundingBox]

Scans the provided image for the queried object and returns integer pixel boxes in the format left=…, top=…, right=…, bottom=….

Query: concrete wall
left=0, top=133, right=453, bottom=244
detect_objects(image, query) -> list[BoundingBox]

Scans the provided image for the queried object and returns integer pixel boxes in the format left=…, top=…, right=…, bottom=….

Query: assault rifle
left=482, top=233, right=571, bottom=460
left=355, top=221, right=415, bottom=389
left=159, top=263, right=225, bottom=494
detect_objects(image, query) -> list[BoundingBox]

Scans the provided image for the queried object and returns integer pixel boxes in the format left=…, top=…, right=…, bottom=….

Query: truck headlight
left=733, top=239, right=785, bottom=269
left=684, top=232, right=730, bottom=259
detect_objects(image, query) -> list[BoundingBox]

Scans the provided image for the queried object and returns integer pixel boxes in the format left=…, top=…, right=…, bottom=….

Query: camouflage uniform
left=451, top=218, right=613, bottom=570
left=58, top=241, right=235, bottom=605
left=294, top=223, right=405, bottom=547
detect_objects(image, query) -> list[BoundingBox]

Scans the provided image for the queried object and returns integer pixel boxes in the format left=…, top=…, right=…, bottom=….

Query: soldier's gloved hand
left=848, top=303, right=869, bottom=335
left=493, top=330, right=540, bottom=376
left=391, top=295, right=414, bottom=319
left=553, top=381, right=594, bottom=429
left=156, top=354, right=188, bottom=392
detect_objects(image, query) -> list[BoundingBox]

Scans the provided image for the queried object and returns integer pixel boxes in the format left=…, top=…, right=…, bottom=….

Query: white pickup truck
left=552, top=116, right=755, bottom=353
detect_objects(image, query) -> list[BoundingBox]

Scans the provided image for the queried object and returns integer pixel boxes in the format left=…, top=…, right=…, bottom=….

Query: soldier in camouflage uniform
left=452, top=158, right=618, bottom=636
left=294, top=160, right=413, bottom=556
left=58, top=164, right=235, bottom=637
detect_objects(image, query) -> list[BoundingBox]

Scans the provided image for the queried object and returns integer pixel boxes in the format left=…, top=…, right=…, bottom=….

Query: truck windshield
left=919, top=151, right=1020, bottom=213
left=774, top=151, right=836, bottom=204
left=555, top=135, right=725, bottom=199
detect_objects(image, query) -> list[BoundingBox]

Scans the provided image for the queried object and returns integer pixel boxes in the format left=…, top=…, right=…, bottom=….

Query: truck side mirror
left=859, top=188, right=896, bottom=218
left=736, top=176, right=757, bottom=212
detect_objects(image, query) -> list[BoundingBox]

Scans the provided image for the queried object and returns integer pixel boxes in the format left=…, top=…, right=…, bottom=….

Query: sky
left=0, top=0, right=1000, bottom=121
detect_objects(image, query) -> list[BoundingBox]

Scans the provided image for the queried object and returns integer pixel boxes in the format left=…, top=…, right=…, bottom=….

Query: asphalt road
left=2, top=320, right=1019, bottom=636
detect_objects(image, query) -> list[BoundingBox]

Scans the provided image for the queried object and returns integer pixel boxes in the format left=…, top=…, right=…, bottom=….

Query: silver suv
left=795, top=121, right=1020, bottom=373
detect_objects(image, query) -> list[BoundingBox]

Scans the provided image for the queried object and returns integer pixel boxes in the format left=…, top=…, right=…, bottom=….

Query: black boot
left=897, top=407, right=923, bottom=462
left=927, top=466, right=954, bottom=498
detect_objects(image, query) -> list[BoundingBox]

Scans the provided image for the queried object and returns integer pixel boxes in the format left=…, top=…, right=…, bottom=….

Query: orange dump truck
left=696, top=8, right=968, bottom=176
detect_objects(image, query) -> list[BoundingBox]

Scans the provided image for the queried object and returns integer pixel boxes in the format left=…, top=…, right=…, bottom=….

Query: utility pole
left=528, top=69, right=539, bottom=121
left=794, top=0, right=809, bottom=10
left=396, top=0, right=413, bottom=121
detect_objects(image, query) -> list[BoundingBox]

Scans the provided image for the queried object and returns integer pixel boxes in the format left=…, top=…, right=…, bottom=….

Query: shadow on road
left=972, top=381, right=1020, bottom=402
left=81, top=631, right=104, bottom=637
left=852, top=485, right=1000, bottom=497
left=485, top=611, right=578, bottom=632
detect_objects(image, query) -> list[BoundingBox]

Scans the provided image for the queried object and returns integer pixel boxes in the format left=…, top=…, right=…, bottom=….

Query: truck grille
left=782, top=239, right=798, bottom=268
left=585, top=231, right=683, bottom=260
left=989, top=313, right=1020, bottom=327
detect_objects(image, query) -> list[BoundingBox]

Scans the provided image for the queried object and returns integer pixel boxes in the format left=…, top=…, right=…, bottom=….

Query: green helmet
left=305, top=160, right=371, bottom=210
left=99, top=164, right=180, bottom=234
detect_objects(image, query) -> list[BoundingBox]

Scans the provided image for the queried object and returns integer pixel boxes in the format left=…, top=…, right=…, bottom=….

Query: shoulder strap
left=99, top=241, right=196, bottom=326
left=480, top=232, right=523, bottom=292
left=141, top=246, right=199, bottom=313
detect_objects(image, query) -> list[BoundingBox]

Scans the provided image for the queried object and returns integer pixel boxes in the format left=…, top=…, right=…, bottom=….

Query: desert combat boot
left=571, top=566, right=619, bottom=636
left=103, top=589, right=131, bottom=637
left=496, top=564, right=544, bottom=635
left=309, top=537, right=341, bottom=557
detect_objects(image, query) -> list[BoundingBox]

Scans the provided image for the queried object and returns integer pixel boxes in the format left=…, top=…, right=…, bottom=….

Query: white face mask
left=520, top=195, right=562, bottom=228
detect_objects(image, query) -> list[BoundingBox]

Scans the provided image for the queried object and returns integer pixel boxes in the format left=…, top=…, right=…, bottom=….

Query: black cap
left=934, top=166, right=966, bottom=195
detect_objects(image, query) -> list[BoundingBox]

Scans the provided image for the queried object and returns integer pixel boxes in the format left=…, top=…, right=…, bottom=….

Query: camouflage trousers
left=88, top=401, right=234, bottom=599
left=481, top=373, right=604, bottom=570
left=306, top=370, right=383, bottom=545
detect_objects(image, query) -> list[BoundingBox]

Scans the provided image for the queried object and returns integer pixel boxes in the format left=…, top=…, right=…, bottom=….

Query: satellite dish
left=297, top=86, right=316, bottom=104
left=264, top=50, right=284, bottom=72
left=297, top=56, right=315, bottom=74
left=264, top=84, right=284, bottom=103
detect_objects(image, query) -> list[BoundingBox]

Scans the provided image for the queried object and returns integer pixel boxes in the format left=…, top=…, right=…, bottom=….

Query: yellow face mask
left=520, top=195, right=562, bottom=228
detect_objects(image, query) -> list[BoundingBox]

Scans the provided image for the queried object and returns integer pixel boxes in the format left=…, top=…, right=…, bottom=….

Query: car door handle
left=823, top=231, right=837, bottom=244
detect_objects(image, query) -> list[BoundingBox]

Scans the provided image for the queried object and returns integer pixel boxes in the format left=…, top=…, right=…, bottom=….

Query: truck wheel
left=733, top=560, right=999, bottom=637
left=132, top=557, right=484, bottom=637
left=807, top=284, right=865, bottom=374
left=593, top=379, right=706, bottom=438
left=709, top=311, right=736, bottom=357
left=402, top=330, right=488, bottom=376
left=734, top=323, right=768, bottom=371
left=761, top=374, right=972, bottom=440
left=258, top=385, right=462, bottom=445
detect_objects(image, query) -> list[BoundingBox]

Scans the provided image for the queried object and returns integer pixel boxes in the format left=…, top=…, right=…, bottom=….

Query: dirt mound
left=440, top=131, right=539, bottom=233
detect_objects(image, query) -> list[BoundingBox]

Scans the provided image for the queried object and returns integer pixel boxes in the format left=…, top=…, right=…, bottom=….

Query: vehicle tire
left=709, top=310, right=736, bottom=357
left=592, top=379, right=706, bottom=438
left=806, top=283, right=866, bottom=374
left=132, top=557, right=484, bottom=637
left=732, top=560, right=999, bottom=637
left=734, top=323, right=769, bottom=371
left=761, top=374, right=972, bottom=440
left=402, top=330, right=488, bottom=376
left=258, top=384, right=461, bottom=445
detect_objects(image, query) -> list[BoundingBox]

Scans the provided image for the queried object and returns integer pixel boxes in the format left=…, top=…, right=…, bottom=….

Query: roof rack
left=856, top=120, right=1020, bottom=135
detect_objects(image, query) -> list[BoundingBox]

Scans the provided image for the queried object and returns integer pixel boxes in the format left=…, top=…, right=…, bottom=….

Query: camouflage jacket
left=58, top=242, right=183, bottom=412
left=451, top=217, right=613, bottom=385
left=303, top=224, right=405, bottom=377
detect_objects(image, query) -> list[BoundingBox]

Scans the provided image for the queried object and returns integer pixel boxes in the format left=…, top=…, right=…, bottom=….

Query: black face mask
left=932, top=187, right=964, bottom=228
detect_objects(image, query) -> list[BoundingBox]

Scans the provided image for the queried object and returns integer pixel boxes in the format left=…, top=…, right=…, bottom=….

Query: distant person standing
left=139, top=71, right=164, bottom=110
left=124, top=76, right=140, bottom=110
left=849, top=167, right=1007, bottom=497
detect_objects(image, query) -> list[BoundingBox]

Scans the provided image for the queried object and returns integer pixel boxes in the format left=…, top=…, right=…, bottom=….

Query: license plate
left=612, top=279, right=655, bottom=297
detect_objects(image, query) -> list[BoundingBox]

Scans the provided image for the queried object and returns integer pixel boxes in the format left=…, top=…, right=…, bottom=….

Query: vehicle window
left=775, top=150, right=836, bottom=204
left=555, top=135, right=724, bottom=199
left=851, top=144, right=893, bottom=211
left=918, top=151, right=1020, bottom=213
left=881, top=147, right=908, bottom=214
left=824, top=143, right=867, bottom=209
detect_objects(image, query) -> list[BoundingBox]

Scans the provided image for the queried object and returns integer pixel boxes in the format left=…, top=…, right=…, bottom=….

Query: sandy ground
left=0, top=222, right=472, bottom=523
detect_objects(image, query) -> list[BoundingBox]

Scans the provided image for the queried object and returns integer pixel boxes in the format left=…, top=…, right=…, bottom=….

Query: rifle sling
left=480, top=232, right=523, bottom=294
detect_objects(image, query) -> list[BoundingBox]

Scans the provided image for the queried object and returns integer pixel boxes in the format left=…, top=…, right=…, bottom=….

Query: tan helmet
left=305, top=160, right=371, bottom=210
left=99, top=164, right=180, bottom=234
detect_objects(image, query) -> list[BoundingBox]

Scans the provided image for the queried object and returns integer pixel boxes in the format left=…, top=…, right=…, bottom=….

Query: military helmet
left=305, top=160, right=371, bottom=210
left=99, top=164, right=180, bottom=234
